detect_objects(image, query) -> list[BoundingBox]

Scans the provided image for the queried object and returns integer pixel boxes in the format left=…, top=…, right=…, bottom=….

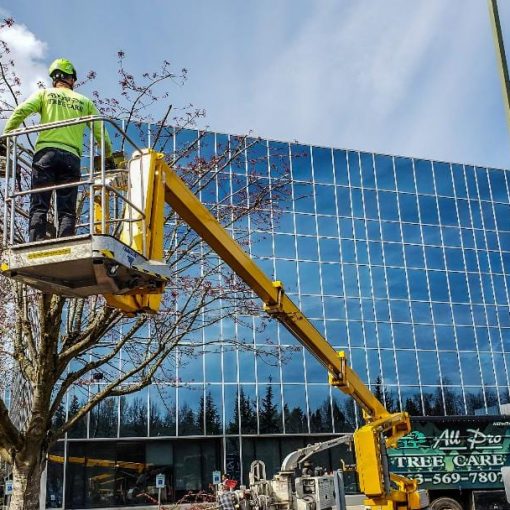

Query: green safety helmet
left=48, top=58, right=77, bottom=80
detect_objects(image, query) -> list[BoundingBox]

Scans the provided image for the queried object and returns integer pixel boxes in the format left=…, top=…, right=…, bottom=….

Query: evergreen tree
left=310, top=399, right=332, bottom=433
left=227, top=389, right=240, bottom=434
left=373, top=375, right=384, bottom=403
left=149, top=402, right=163, bottom=434
left=331, top=400, right=352, bottom=432
left=466, top=389, right=487, bottom=414
left=91, top=397, right=117, bottom=438
left=124, top=396, right=147, bottom=436
left=67, top=394, right=86, bottom=438
left=52, top=405, right=66, bottom=429
left=423, top=388, right=444, bottom=416
left=485, top=388, right=499, bottom=410
left=239, top=387, right=257, bottom=433
left=179, top=403, right=200, bottom=435
left=499, top=387, right=510, bottom=407
left=163, top=408, right=177, bottom=433
left=149, top=402, right=176, bottom=436
left=342, top=399, right=357, bottom=432
left=284, top=404, right=307, bottom=433
left=373, top=376, right=397, bottom=412
left=198, top=391, right=221, bottom=434
left=403, top=395, right=422, bottom=416
left=259, top=382, right=281, bottom=433
left=443, top=387, right=463, bottom=415
left=226, top=387, right=257, bottom=433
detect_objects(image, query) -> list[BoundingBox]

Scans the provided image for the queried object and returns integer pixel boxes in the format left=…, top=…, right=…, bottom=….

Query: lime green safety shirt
left=3, top=87, right=112, bottom=159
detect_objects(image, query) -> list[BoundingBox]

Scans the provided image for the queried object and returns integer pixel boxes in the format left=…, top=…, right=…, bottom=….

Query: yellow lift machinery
left=0, top=116, right=428, bottom=510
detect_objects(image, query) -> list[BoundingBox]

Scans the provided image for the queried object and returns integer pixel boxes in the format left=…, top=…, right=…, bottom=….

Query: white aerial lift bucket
left=0, top=116, right=171, bottom=298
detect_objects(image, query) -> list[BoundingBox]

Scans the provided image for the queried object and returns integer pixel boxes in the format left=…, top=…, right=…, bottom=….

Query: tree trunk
left=10, top=453, right=46, bottom=510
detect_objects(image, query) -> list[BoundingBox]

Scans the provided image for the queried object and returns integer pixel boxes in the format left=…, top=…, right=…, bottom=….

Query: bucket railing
left=0, top=116, right=148, bottom=257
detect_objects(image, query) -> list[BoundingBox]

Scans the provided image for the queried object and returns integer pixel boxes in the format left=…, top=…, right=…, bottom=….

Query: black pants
left=29, top=147, right=81, bottom=242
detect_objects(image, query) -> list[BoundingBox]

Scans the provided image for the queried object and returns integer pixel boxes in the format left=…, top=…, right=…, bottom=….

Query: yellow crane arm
left=104, top=150, right=424, bottom=510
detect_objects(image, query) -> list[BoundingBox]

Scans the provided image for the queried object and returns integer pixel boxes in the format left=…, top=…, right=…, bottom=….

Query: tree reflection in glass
left=119, top=389, right=147, bottom=437
left=259, top=379, right=283, bottom=434
left=227, top=385, right=257, bottom=434
left=150, top=385, right=176, bottom=436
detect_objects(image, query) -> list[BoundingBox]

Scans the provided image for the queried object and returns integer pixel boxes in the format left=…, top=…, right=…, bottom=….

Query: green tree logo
left=398, top=431, right=427, bottom=449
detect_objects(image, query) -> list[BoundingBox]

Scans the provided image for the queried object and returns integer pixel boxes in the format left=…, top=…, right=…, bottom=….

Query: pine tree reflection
left=198, top=391, right=221, bottom=434
left=259, top=382, right=282, bottom=433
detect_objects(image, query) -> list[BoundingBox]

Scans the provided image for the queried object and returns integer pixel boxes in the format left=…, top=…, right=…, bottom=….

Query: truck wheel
left=430, top=497, right=463, bottom=510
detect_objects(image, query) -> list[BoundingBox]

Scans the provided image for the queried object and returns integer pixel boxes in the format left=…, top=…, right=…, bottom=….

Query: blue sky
left=2, top=0, right=510, bottom=169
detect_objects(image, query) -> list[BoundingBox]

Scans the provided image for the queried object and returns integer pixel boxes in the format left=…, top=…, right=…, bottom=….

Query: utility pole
left=488, top=0, right=510, bottom=136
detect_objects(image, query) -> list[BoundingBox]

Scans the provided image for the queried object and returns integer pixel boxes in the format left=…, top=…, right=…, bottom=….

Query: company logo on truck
left=388, top=418, right=510, bottom=490
left=432, top=428, right=503, bottom=450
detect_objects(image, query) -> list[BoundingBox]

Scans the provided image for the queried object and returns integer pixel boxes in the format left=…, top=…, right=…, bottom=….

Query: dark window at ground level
left=50, top=436, right=356, bottom=508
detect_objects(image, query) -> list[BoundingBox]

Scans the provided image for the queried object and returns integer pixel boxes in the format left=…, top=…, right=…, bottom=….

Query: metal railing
left=0, top=116, right=149, bottom=257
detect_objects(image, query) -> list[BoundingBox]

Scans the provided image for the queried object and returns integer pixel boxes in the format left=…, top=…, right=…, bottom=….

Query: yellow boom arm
left=104, top=150, right=425, bottom=510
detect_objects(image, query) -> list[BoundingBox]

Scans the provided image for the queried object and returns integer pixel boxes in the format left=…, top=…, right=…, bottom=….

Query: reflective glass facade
left=49, top=126, right=510, bottom=507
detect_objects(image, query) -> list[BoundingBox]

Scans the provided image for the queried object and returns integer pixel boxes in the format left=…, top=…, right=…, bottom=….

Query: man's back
left=4, top=87, right=107, bottom=158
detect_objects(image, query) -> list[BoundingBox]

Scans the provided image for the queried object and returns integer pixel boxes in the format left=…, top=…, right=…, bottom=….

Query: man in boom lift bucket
left=2, top=58, right=113, bottom=241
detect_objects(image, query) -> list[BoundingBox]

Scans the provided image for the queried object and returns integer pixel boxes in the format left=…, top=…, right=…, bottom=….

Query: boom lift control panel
left=0, top=118, right=428, bottom=510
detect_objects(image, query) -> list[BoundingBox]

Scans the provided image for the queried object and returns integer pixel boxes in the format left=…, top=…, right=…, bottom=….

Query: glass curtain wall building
left=47, top=125, right=510, bottom=508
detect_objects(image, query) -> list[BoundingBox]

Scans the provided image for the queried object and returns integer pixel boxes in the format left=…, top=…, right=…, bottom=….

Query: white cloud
left=245, top=1, right=475, bottom=152
left=201, top=0, right=506, bottom=167
left=0, top=20, right=48, bottom=102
